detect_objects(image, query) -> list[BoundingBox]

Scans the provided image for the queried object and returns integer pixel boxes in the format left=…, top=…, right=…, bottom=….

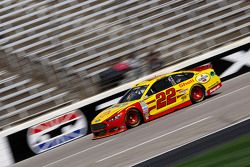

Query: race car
left=91, top=65, right=222, bottom=139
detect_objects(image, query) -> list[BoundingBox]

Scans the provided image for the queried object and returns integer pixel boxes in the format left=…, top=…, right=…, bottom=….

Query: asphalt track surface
left=12, top=72, right=250, bottom=167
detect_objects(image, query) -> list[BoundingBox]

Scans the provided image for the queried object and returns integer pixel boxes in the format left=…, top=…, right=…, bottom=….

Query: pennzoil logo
left=27, top=110, right=88, bottom=154
left=196, top=74, right=210, bottom=83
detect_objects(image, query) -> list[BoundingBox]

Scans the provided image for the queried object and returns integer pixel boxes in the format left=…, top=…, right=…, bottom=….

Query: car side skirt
left=144, top=100, right=192, bottom=122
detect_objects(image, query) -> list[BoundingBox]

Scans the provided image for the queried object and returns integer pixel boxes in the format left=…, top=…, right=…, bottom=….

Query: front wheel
left=125, top=109, right=142, bottom=129
left=190, top=85, right=205, bottom=103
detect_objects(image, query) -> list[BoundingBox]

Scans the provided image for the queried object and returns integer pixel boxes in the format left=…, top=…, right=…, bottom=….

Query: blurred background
left=0, top=0, right=249, bottom=128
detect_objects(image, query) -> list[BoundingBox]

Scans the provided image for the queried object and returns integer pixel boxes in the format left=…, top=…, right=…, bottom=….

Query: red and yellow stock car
left=91, top=65, right=222, bottom=139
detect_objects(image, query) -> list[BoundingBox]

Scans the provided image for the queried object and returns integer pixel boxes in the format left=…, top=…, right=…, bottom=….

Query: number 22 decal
left=156, top=88, right=176, bottom=109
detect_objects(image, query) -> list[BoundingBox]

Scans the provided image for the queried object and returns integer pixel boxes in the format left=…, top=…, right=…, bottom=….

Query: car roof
left=133, top=71, right=192, bottom=87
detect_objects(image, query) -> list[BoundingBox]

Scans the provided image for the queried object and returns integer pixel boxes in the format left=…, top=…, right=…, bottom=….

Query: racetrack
left=11, top=72, right=250, bottom=167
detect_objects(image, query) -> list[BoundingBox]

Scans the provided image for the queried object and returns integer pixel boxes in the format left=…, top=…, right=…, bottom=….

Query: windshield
left=119, top=86, right=147, bottom=103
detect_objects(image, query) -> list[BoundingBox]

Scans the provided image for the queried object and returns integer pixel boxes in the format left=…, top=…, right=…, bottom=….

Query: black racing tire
left=125, top=109, right=142, bottom=129
left=190, top=84, right=205, bottom=103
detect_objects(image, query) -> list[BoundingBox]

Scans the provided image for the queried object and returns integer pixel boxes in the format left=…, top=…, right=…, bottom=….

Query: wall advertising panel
left=27, top=110, right=87, bottom=154
left=8, top=110, right=87, bottom=162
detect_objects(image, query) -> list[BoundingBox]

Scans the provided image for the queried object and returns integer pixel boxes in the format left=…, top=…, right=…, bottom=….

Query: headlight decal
left=106, top=113, right=122, bottom=122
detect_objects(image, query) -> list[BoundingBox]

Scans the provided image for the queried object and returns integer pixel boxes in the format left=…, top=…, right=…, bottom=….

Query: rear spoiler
left=190, top=63, right=213, bottom=71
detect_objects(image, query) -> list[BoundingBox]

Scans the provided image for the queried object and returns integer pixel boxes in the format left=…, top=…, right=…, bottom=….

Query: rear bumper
left=207, top=82, right=222, bottom=95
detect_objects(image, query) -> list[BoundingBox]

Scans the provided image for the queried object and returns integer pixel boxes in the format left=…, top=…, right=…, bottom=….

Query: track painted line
left=129, top=116, right=250, bottom=167
left=188, top=84, right=250, bottom=111
left=96, top=116, right=211, bottom=163
left=43, top=138, right=117, bottom=167
left=222, top=72, right=250, bottom=84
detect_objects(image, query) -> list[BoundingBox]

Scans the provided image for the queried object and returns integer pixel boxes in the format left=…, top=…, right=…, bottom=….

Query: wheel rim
left=127, top=111, right=139, bottom=126
left=191, top=86, right=204, bottom=101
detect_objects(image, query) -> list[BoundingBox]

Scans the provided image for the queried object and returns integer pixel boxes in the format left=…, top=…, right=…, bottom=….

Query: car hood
left=92, top=102, right=133, bottom=124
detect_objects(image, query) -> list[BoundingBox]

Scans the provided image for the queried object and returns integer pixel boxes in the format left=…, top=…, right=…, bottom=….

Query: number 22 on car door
left=151, top=88, right=177, bottom=115
left=147, top=76, right=177, bottom=115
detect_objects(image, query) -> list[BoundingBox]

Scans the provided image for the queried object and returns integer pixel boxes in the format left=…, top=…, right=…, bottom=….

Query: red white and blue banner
left=27, top=110, right=87, bottom=154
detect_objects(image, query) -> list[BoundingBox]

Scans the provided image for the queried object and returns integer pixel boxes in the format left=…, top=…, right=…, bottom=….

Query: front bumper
left=91, top=122, right=127, bottom=139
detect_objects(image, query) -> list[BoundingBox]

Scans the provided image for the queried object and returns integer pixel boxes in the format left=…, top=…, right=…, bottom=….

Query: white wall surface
left=0, top=137, right=14, bottom=167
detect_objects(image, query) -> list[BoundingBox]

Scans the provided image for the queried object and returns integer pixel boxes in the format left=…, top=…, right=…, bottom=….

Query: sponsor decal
left=196, top=73, right=210, bottom=83
left=179, top=79, right=194, bottom=87
left=181, top=95, right=187, bottom=100
left=140, top=101, right=149, bottom=119
left=27, top=110, right=87, bottom=154
left=210, top=71, right=215, bottom=76
left=178, top=88, right=188, bottom=95
left=95, top=119, right=101, bottom=123
left=177, top=89, right=188, bottom=101
left=208, top=83, right=222, bottom=94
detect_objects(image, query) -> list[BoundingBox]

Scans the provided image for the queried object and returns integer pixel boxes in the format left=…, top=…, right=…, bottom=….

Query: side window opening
left=172, top=72, right=194, bottom=84
left=119, top=86, right=147, bottom=103
left=146, top=88, right=156, bottom=96
left=146, top=76, right=173, bottom=96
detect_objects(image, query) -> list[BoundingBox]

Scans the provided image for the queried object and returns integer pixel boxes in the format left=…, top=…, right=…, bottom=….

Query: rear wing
left=190, top=63, right=213, bottom=72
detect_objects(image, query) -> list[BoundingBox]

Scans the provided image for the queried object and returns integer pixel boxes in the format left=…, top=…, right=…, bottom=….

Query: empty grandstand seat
left=0, top=67, right=72, bottom=128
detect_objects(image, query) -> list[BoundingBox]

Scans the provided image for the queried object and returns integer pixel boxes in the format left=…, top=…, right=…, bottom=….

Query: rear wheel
left=125, top=109, right=142, bottom=129
left=190, top=85, right=205, bottom=103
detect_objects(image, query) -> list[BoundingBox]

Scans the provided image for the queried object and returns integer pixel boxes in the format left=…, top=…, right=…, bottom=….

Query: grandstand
left=0, top=0, right=249, bottom=128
